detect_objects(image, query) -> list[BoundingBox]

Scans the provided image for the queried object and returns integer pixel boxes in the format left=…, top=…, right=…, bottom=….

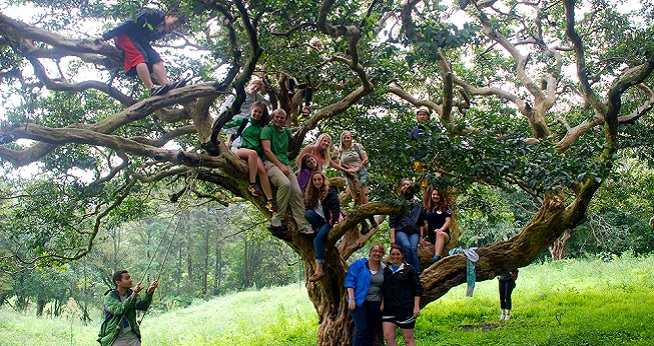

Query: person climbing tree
left=98, top=8, right=187, bottom=96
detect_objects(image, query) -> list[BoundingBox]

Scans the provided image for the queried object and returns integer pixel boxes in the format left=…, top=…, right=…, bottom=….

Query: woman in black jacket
left=381, top=244, right=423, bottom=346
left=304, top=171, right=341, bottom=281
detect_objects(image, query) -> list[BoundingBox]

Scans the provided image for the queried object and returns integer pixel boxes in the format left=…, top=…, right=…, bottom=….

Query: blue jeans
left=395, top=231, right=420, bottom=272
left=350, top=300, right=381, bottom=346
left=304, top=210, right=331, bottom=263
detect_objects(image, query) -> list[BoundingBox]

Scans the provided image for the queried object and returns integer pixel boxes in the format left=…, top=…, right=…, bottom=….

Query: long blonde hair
left=305, top=171, right=330, bottom=209
left=313, top=133, right=333, bottom=161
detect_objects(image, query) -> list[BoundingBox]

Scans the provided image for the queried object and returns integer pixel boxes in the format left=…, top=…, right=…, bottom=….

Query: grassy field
left=2, top=253, right=653, bottom=345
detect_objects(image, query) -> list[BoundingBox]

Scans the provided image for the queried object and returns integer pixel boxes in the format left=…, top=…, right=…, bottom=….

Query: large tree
left=1, top=0, right=653, bottom=343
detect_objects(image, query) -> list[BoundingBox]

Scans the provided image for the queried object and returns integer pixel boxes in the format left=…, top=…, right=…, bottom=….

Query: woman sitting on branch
left=304, top=171, right=341, bottom=282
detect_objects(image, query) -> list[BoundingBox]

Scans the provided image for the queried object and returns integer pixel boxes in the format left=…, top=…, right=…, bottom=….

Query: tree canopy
left=1, top=0, right=653, bottom=343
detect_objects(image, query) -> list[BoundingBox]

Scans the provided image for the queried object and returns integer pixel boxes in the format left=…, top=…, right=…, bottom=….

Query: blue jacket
left=344, top=258, right=385, bottom=307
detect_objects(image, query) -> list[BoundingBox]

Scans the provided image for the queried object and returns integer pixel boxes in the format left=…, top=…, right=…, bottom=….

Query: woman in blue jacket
left=345, top=243, right=386, bottom=346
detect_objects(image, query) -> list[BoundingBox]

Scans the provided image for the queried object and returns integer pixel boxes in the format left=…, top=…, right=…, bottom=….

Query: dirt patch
left=459, top=323, right=501, bottom=332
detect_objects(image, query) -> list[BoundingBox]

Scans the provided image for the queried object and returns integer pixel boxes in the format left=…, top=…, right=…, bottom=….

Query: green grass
left=2, top=254, right=654, bottom=345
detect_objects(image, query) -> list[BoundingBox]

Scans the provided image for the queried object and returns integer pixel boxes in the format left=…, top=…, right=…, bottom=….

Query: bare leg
left=434, top=231, right=451, bottom=256
left=360, top=185, right=369, bottom=204
left=434, top=231, right=450, bottom=256
left=400, top=328, right=416, bottom=346
left=314, top=262, right=324, bottom=276
left=234, top=148, right=258, bottom=184
left=135, top=63, right=154, bottom=89
left=151, top=61, right=169, bottom=85
left=382, top=322, right=399, bottom=346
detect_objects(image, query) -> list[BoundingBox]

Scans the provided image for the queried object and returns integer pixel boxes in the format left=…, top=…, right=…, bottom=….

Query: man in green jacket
left=98, top=270, right=158, bottom=346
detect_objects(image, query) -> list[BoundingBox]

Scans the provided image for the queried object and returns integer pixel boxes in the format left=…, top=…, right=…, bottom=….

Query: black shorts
left=381, top=306, right=416, bottom=329
left=114, top=35, right=163, bottom=76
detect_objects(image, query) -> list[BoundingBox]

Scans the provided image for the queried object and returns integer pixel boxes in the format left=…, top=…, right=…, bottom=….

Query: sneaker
left=504, top=314, right=510, bottom=320
left=500, top=314, right=506, bottom=320
left=248, top=183, right=264, bottom=196
left=433, top=255, right=442, bottom=263
left=149, top=84, right=170, bottom=97
left=300, top=226, right=315, bottom=235
left=266, top=199, right=278, bottom=212
left=168, top=78, right=188, bottom=90
left=270, top=219, right=282, bottom=228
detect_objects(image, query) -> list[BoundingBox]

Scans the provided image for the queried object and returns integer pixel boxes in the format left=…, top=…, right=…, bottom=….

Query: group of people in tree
left=224, top=91, right=379, bottom=282
left=95, top=8, right=518, bottom=345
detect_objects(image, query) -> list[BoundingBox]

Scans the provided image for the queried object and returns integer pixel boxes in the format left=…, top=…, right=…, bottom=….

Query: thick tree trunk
left=304, top=255, right=354, bottom=345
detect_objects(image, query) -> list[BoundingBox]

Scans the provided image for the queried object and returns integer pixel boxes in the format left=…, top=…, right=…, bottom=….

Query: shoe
left=368, top=216, right=378, bottom=230
left=504, top=314, right=510, bottom=320
left=266, top=199, right=278, bottom=212
left=149, top=84, right=170, bottom=96
left=360, top=220, right=370, bottom=235
left=248, top=183, right=264, bottom=196
left=270, top=219, right=282, bottom=228
left=309, top=272, right=324, bottom=282
left=433, top=255, right=442, bottom=263
left=500, top=314, right=506, bottom=320
left=168, top=78, right=188, bottom=90
left=302, top=106, right=310, bottom=117
left=300, top=226, right=315, bottom=235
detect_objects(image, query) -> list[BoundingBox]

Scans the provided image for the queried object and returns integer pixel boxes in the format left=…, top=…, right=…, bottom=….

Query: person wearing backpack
left=498, top=269, right=519, bottom=320
left=97, top=270, right=158, bottom=346
left=225, top=101, right=278, bottom=212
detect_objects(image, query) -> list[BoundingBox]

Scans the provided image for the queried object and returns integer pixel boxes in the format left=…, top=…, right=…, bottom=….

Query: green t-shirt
left=260, top=124, right=292, bottom=165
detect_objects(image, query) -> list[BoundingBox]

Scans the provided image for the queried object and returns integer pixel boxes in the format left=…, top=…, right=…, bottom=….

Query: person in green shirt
left=260, top=108, right=313, bottom=233
left=224, top=101, right=278, bottom=212
left=98, top=270, right=158, bottom=346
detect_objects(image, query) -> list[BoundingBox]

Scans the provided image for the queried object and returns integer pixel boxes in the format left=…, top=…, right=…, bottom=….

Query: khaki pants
left=264, top=161, right=308, bottom=228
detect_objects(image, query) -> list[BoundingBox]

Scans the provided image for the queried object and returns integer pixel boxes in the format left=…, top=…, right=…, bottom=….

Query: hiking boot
left=266, top=199, right=278, bottom=212
left=368, top=216, right=378, bottom=230
left=149, top=84, right=170, bottom=97
left=248, top=183, right=264, bottom=196
left=360, top=220, right=370, bottom=235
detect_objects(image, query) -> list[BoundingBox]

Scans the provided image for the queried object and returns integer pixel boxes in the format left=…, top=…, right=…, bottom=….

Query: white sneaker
left=270, top=219, right=282, bottom=228
left=504, top=314, right=510, bottom=320
left=300, top=226, right=315, bottom=234
left=500, top=314, right=506, bottom=320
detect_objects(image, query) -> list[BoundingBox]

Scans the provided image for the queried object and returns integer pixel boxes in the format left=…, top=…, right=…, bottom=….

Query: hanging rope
left=136, top=170, right=198, bottom=324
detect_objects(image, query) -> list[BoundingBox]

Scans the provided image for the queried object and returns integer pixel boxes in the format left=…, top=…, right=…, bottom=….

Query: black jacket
left=389, top=203, right=425, bottom=235
left=382, top=263, right=423, bottom=309
left=307, top=186, right=341, bottom=225
left=102, top=8, right=167, bottom=43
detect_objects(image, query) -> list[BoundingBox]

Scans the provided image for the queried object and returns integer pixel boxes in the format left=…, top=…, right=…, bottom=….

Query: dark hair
left=300, top=153, right=318, bottom=172
left=389, top=244, right=404, bottom=258
left=112, top=270, right=128, bottom=286
left=250, top=101, right=270, bottom=126
left=425, top=187, right=450, bottom=212
left=166, top=10, right=187, bottom=25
